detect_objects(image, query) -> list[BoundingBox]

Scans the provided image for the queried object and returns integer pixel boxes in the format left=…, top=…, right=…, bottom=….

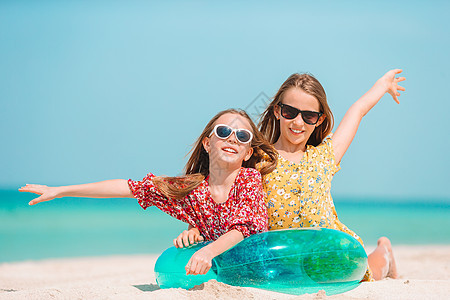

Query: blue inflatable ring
left=154, top=228, right=368, bottom=295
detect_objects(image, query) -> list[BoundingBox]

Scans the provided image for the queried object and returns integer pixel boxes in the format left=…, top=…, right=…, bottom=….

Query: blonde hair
left=153, top=109, right=277, bottom=199
left=259, top=73, right=333, bottom=146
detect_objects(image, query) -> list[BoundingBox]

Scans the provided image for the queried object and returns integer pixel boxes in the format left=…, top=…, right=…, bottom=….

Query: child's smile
left=222, top=146, right=238, bottom=154
left=289, top=128, right=305, bottom=135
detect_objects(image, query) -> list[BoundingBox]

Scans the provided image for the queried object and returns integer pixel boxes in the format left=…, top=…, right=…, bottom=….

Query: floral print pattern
left=261, top=136, right=374, bottom=281
left=128, top=167, right=268, bottom=241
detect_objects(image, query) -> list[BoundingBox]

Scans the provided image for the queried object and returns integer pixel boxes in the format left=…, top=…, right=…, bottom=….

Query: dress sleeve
left=317, top=134, right=341, bottom=176
left=128, top=173, right=166, bottom=210
left=227, top=169, right=268, bottom=237
left=128, top=173, right=159, bottom=209
left=128, top=173, right=196, bottom=225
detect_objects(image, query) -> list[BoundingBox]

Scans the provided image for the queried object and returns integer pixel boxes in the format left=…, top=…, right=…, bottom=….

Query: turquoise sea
left=1, top=190, right=449, bottom=263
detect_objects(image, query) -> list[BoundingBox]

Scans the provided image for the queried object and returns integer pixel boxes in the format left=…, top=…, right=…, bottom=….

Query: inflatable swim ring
left=155, top=228, right=367, bottom=295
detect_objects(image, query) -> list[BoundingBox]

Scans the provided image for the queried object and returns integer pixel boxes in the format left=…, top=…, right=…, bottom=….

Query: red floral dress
left=128, top=167, right=268, bottom=241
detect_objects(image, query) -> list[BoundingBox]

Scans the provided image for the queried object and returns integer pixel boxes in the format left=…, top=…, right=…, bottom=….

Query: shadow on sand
left=133, top=284, right=161, bottom=292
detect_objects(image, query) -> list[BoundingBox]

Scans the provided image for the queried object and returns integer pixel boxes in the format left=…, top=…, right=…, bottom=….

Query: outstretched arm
left=19, top=179, right=134, bottom=205
left=185, top=229, right=243, bottom=275
left=333, top=69, right=406, bottom=164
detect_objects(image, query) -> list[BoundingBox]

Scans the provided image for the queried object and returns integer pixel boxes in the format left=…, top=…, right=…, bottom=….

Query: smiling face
left=202, top=113, right=254, bottom=170
left=274, top=87, right=325, bottom=149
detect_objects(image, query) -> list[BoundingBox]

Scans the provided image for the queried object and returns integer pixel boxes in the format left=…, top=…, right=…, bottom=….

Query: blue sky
left=1, top=1, right=449, bottom=199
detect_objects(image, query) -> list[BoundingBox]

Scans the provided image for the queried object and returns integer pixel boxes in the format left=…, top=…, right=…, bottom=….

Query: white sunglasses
left=209, top=124, right=253, bottom=144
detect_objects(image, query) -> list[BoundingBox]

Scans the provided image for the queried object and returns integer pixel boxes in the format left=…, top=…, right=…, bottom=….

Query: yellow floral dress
left=261, top=135, right=374, bottom=282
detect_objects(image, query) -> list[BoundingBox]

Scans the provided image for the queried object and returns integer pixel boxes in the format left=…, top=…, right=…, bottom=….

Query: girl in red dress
left=19, top=109, right=277, bottom=276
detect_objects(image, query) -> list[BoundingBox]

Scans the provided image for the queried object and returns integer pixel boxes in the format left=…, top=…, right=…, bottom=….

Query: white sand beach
left=1, top=245, right=449, bottom=300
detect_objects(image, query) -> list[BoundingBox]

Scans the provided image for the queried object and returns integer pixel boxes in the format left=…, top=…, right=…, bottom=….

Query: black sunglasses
left=277, top=103, right=323, bottom=125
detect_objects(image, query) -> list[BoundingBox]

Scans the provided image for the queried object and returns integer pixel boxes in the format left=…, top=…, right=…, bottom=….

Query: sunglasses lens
left=281, top=105, right=298, bottom=120
left=302, top=111, right=320, bottom=125
left=236, top=130, right=252, bottom=143
left=216, top=125, right=232, bottom=139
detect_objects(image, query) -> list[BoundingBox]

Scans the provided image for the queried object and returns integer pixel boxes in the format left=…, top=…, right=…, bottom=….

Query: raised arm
left=333, top=69, right=406, bottom=164
left=19, top=179, right=134, bottom=205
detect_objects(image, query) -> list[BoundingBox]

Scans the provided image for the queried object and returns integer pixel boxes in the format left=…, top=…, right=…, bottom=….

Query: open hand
left=18, top=184, right=61, bottom=205
left=379, top=69, right=406, bottom=104
left=174, top=228, right=204, bottom=248
left=185, top=247, right=214, bottom=275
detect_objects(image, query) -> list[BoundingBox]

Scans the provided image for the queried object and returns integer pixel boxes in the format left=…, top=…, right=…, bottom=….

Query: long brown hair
left=153, top=109, right=278, bottom=199
left=259, top=73, right=334, bottom=146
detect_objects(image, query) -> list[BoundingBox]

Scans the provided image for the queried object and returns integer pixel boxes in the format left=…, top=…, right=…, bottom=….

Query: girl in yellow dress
left=175, top=69, right=405, bottom=281
left=255, top=69, right=405, bottom=281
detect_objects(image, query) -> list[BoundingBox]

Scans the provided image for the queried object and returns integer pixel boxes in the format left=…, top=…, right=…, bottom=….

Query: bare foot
left=368, top=237, right=398, bottom=280
left=378, top=237, right=398, bottom=279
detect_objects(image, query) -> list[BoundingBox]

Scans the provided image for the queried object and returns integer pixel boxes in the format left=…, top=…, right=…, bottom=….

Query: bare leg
left=367, top=237, right=398, bottom=280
